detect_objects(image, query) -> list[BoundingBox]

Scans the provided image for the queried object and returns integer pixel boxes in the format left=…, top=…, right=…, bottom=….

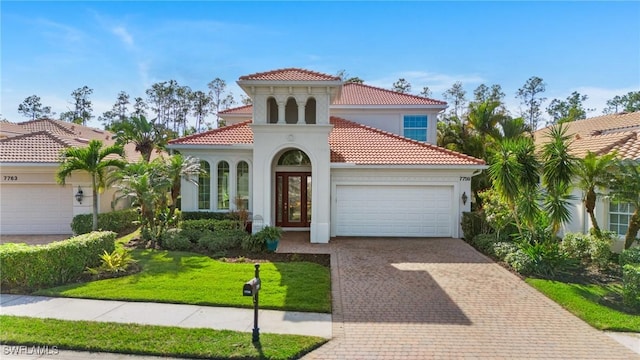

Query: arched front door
left=275, top=149, right=311, bottom=227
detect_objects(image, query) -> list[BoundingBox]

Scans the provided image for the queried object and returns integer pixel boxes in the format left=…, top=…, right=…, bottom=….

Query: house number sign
left=459, top=177, right=471, bottom=181
left=3, top=176, right=18, bottom=181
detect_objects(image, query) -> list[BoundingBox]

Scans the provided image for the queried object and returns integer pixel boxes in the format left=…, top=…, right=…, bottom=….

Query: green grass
left=35, top=249, right=331, bottom=313
left=0, top=315, right=326, bottom=359
left=526, top=278, right=640, bottom=332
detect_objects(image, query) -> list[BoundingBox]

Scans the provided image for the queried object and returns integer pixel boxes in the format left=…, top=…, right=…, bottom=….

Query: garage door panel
left=0, top=184, right=73, bottom=234
left=336, top=185, right=452, bottom=237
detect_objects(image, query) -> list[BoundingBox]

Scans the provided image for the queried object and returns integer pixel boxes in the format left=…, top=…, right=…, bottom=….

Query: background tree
left=100, top=91, right=131, bottom=130
left=240, top=94, right=253, bottom=106
left=17, top=95, right=53, bottom=120
left=166, top=154, right=201, bottom=219
left=473, top=84, right=505, bottom=105
left=60, top=86, right=94, bottom=125
left=603, top=91, right=640, bottom=114
left=516, top=76, right=546, bottom=131
left=191, top=90, right=211, bottom=132
left=574, top=152, right=617, bottom=235
left=208, top=78, right=235, bottom=128
left=609, top=160, right=640, bottom=249
left=442, top=81, right=467, bottom=120
left=546, top=91, right=593, bottom=125
left=56, top=140, right=125, bottom=231
left=392, top=78, right=412, bottom=94
left=133, top=97, right=148, bottom=118
left=336, top=69, right=363, bottom=83
left=146, top=80, right=178, bottom=128
left=112, top=115, right=167, bottom=162
left=420, top=86, right=432, bottom=98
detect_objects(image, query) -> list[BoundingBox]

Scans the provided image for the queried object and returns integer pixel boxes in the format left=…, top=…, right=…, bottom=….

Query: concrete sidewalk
left=0, top=294, right=332, bottom=339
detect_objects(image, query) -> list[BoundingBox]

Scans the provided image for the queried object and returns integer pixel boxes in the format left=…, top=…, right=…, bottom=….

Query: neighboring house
left=0, top=118, right=138, bottom=235
left=168, top=68, right=486, bottom=243
left=534, top=111, right=640, bottom=251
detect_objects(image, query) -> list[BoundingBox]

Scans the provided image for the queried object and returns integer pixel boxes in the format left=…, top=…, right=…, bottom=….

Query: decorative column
left=277, top=101, right=285, bottom=124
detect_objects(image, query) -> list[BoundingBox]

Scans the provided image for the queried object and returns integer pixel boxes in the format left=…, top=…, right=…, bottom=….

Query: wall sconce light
left=461, top=191, right=468, bottom=205
left=75, top=186, right=84, bottom=204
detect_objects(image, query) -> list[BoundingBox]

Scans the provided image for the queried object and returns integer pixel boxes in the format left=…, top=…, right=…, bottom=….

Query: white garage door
left=335, top=185, right=453, bottom=237
left=0, top=184, right=73, bottom=235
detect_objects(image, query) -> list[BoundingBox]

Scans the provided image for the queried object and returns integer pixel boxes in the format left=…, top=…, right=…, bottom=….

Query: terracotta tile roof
left=534, top=111, right=640, bottom=160
left=328, top=117, right=484, bottom=165
left=168, top=121, right=254, bottom=145
left=218, top=104, right=253, bottom=115
left=0, top=118, right=146, bottom=163
left=0, top=120, right=30, bottom=138
left=0, top=131, right=87, bottom=163
left=169, top=118, right=484, bottom=166
left=334, top=83, right=447, bottom=106
left=239, top=68, right=341, bottom=82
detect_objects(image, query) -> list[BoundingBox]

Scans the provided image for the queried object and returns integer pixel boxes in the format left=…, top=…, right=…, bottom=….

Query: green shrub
left=472, top=233, right=500, bottom=256
left=461, top=211, right=492, bottom=242
left=179, top=228, right=207, bottom=243
left=71, top=209, right=139, bottom=235
left=241, top=234, right=266, bottom=253
left=197, top=229, right=247, bottom=253
left=493, top=242, right=518, bottom=261
left=504, top=248, right=534, bottom=274
left=620, top=247, right=640, bottom=267
left=0, top=231, right=116, bottom=290
left=622, top=264, right=640, bottom=310
left=86, top=248, right=136, bottom=274
left=181, top=219, right=241, bottom=233
left=161, top=229, right=193, bottom=251
left=518, top=241, right=577, bottom=278
left=560, top=232, right=613, bottom=269
left=181, top=212, right=235, bottom=221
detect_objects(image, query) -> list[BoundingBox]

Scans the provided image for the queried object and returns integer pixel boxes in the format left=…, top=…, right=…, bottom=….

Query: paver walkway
left=278, top=234, right=638, bottom=359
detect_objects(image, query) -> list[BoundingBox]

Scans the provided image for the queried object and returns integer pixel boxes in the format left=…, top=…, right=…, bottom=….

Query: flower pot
left=266, top=239, right=279, bottom=252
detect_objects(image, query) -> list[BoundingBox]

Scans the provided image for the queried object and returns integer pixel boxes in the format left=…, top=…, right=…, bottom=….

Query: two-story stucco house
left=168, top=68, right=486, bottom=243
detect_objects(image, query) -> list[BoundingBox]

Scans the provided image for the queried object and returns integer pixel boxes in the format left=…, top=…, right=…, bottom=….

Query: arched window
left=267, top=97, right=278, bottom=124
left=278, top=149, right=311, bottom=165
left=305, top=98, right=316, bottom=124
left=237, top=161, right=249, bottom=210
left=198, top=161, right=210, bottom=210
left=285, top=97, right=298, bottom=124
left=217, top=161, right=229, bottom=210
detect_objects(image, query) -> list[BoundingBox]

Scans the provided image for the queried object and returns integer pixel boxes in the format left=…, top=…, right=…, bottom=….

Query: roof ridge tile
left=239, top=68, right=340, bottom=81
left=342, top=82, right=447, bottom=105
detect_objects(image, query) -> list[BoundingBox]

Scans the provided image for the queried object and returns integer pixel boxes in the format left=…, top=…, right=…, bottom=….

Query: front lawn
left=0, top=315, right=325, bottom=360
left=526, top=278, right=640, bottom=332
left=35, top=249, right=331, bottom=313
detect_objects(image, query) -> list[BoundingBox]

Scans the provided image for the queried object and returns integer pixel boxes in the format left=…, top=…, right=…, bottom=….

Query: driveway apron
left=281, top=237, right=637, bottom=359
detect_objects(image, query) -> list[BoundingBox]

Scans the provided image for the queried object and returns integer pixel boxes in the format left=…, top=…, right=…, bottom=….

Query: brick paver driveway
left=279, top=236, right=636, bottom=359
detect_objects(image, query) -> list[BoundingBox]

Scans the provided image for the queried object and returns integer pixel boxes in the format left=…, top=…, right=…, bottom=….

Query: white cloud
left=367, top=71, right=486, bottom=94
left=112, top=26, right=134, bottom=47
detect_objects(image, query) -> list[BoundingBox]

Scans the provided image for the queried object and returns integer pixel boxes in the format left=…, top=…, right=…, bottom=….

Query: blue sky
left=2, top=1, right=639, bottom=128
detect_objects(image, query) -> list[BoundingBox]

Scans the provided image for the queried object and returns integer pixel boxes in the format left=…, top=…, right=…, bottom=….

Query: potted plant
left=255, top=225, right=283, bottom=252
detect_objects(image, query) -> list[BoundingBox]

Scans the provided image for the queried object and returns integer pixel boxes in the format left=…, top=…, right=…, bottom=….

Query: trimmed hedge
left=71, top=209, right=139, bottom=235
left=181, top=212, right=235, bottom=221
left=622, top=264, right=640, bottom=310
left=0, top=231, right=116, bottom=291
left=620, top=247, right=640, bottom=267
left=181, top=219, right=241, bottom=233
left=197, top=229, right=247, bottom=253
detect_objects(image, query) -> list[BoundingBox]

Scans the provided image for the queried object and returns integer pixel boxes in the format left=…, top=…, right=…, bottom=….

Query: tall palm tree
left=166, top=154, right=202, bottom=220
left=609, top=160, right=640, bottom=249
left=57, top=140, right=126, bottom=231
left=112, top=115, right=168, bottom=162
left=574, top=151, right=617, bottom=235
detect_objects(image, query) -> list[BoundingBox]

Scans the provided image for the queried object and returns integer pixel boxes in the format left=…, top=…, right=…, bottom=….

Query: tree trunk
left=92, top=175, right=99, bottom=231
left=624, top=208, right=640, bottom=250
left=585, top=189, right=600, bottom=235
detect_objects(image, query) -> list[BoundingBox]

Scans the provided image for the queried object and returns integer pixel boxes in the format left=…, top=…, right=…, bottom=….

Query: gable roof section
left=239, top=68, right=341, bottom=81
left=534, top=111, right=640, bottom=160
left=0, top=131, right=88, bottom=163
left=334, top=83, right=446, bottom=106
left=218, top=104, right=253, bottom=115
left=169, top=118, right=484, bottom=166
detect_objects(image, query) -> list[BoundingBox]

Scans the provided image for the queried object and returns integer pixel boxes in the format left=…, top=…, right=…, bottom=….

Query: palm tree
left=540, top=124, right=577, bottom=234
left=166, top=154, right=202, bottom=220
left=112, top=115, right=168, bottom=162
left=57, top=140, right=126, bottom=231
left=574, top=151, right=617, bottom=235
left=609, top=160, right=640, bottom=249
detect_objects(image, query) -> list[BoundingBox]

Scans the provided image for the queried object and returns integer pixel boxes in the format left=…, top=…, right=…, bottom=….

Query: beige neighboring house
left=0, top=118, right=138, bottom=235
left=535, top=111, right=640, bottom=251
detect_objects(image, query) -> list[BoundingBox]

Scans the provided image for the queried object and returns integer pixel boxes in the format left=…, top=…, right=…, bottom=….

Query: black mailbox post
left=243, top=263, right=261, bottom=342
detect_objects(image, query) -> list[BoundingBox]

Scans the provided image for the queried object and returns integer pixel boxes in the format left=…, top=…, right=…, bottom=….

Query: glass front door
left=276, top=172, right=311, bottom=227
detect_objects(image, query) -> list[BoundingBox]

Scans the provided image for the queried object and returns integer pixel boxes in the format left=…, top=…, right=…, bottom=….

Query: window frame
left=608, top=201, right=635, bottom=237
left=402, top=114, right=428, bottom=142
left=217, top=161, right=230, bottom=210
left=198, top=161, right=210, bottom=210
left=236, top=161, right=250, bottom=211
